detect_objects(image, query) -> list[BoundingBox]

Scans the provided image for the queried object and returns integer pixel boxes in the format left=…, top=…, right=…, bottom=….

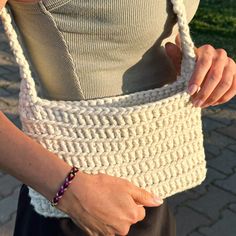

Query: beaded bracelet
left=51, top=166, right=79, bottom=207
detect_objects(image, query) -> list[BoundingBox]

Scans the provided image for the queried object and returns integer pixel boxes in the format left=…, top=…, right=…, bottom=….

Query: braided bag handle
left=171, top=0, right=196, bottom=83
left=0, top=6, right=37, bottom=103
left=0, top=0, right=196, bottom=102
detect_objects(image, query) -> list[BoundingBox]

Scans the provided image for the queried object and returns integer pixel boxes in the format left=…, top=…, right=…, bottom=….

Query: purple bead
left=59, top=188, right=64, bottom=196
left=68, top=173, right=74, bottom=181
left=54, top=196, right=59, bottom=202
left=64, top=181, right=69, bottom=188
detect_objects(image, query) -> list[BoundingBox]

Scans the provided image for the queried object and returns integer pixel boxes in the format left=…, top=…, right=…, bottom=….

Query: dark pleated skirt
left=13, top=184, right=176, bottom=236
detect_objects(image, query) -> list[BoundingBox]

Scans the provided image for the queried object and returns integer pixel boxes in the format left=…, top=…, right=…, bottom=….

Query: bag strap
left=171, top=0, right=196, bottom=84
left=0, top=6, right=37, bottom=102
left=0, top=0, right=196, bottom=102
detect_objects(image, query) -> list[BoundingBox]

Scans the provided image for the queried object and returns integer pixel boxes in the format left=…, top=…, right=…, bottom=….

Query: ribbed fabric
left=8, top=0, right=199, bottom=100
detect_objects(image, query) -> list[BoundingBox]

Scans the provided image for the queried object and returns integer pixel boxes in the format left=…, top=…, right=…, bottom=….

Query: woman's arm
left=0, top=5, right=74, bottom=200
left=0, top=111, right=73, bottom=201
left=0, top=0, right=80, bottom=199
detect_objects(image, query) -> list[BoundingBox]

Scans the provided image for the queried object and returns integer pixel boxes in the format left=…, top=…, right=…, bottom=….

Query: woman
left=0, top=0, right=235, bottom=235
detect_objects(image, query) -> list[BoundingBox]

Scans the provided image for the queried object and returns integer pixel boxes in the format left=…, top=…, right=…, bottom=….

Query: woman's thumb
left=131, top=187, right=163, bottom=207
left=165, top=42, right=182, bottom=75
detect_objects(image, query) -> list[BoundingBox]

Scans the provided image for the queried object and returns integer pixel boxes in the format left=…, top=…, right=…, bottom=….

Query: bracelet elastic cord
left=51, top=166, right=79, bottom=207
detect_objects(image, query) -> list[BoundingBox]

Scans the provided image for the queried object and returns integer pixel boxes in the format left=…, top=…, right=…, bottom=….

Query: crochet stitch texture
left=0, top=0, right=207, bottom=218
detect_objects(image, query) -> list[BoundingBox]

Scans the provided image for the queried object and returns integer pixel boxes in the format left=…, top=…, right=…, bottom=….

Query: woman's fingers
left=201, top=58, right=236, bottom=107
left=136, top=205, right=146, bottom=222
left=165, top=42, right=182, bottom=75
left=187, top=44, right=236, bottom=108
left=191, top=48, right=229, bottom=106
left=188, top=44, right=215, bottom=95
left=130, top=185, right=163, bottom=207
left=212, top=75, right=236, bottom=106
left=165, top=38, right=236, bottom=109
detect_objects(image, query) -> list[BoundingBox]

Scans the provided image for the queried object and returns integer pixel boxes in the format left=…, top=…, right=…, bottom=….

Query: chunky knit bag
left=1, top=0, right=207, bottom=218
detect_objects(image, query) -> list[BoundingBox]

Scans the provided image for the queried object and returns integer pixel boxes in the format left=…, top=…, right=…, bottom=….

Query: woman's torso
left=7, top=0, right=200, bottom=100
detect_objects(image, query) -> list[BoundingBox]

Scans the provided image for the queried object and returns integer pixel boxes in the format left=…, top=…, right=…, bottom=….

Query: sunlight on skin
left=0, top=0, right=7, bottom=9
left=166, top=34, right=236, bottom=108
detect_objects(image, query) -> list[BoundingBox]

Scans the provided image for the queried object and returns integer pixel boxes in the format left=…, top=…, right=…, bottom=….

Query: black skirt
left=13, top=184, right=176, bottom=236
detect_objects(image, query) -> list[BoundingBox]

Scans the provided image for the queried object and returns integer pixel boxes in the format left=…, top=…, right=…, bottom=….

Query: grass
left=190, top=0, right=236, bottom=60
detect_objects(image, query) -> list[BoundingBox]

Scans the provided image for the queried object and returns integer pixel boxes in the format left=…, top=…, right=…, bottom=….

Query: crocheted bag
left=1, top=0, right=207, bottom=218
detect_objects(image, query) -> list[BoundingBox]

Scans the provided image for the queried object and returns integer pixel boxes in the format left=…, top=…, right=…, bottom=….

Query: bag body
left=0, top=0, right=207, bottom=218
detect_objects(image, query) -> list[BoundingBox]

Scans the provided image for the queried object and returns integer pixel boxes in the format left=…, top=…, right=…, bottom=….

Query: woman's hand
left=165, top=35, right=236, bottom=108
left=56, top=172, right=163, bottom=236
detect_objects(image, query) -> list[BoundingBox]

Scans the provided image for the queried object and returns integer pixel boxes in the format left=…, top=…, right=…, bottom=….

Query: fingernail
left=188, top=84, right=198, bottom=95
left=153, top=196, right=163, bottom=205
left=193, top=99, right=204, bottom=107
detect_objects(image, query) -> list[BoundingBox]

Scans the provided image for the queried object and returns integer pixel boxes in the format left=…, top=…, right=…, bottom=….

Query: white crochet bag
left=1, top=0, right=207, bottom=218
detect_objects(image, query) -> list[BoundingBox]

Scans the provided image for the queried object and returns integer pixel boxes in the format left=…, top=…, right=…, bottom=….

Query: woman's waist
left=39, top=64, right=176, bottom=101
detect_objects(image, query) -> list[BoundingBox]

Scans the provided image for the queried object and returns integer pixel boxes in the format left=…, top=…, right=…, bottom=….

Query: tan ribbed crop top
left=7, top=0, right=200, bottom=100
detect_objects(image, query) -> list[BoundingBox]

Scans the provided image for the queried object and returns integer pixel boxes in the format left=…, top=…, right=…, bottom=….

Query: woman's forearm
left=0, top=111, right=75, bottom=201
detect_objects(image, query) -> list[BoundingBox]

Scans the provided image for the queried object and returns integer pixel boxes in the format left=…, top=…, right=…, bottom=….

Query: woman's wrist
left=36, top=154, right=74, bottom=201
left=50, top=166, right=79, bottom=207
left=54, top=170, right=89, bottom=215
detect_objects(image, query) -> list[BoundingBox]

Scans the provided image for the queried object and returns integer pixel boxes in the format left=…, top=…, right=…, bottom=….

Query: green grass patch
left=190, top=0, right=236, bottom=60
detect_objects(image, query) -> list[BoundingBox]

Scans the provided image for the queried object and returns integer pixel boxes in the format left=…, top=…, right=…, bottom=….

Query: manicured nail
left=187, top=84, right=198, bottom=95
left=193, top=99, right=204, bottom=107
left=153, top=196, right=163, bottom=205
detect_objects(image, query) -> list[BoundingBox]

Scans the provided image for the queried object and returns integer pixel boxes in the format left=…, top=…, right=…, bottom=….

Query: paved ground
left=0, top=21, right=236, bottom=236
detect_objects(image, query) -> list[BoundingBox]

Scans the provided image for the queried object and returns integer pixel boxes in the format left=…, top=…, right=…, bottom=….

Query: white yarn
left=0, top=0, right=207, bottom=218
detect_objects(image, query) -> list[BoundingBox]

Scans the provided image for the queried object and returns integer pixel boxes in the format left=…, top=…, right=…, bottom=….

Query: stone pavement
left=0, top=22, right=236, bottom=236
